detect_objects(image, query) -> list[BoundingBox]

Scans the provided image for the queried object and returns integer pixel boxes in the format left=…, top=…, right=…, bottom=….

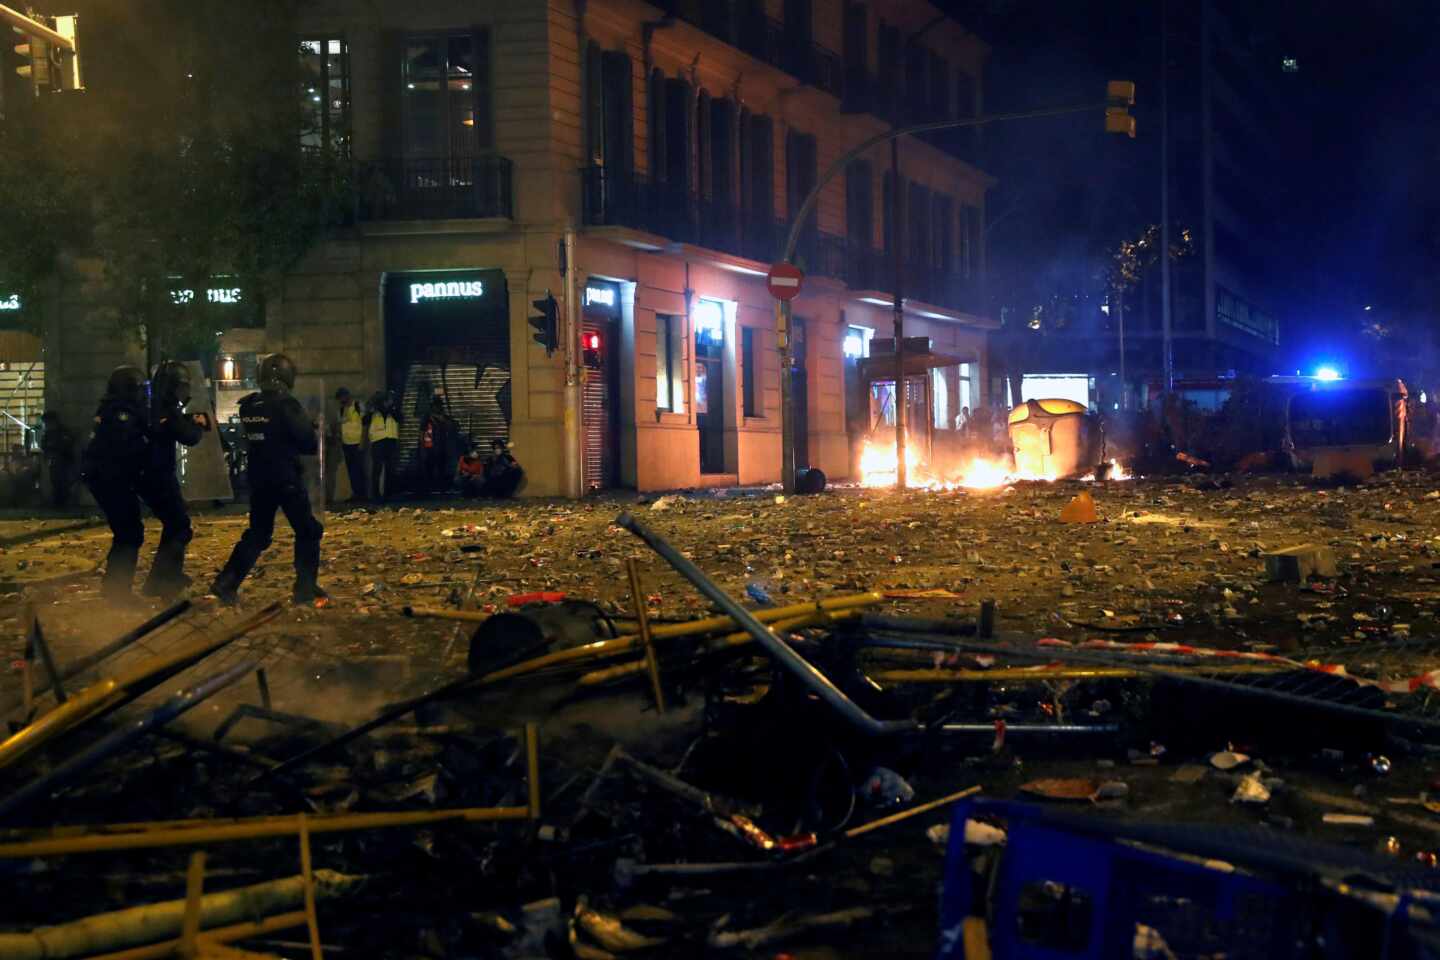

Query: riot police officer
left=210, top=353, right=327, bottom=605
left=142, top=360, right=207, bottom=595
left=82, top=363, right=204, bottom=601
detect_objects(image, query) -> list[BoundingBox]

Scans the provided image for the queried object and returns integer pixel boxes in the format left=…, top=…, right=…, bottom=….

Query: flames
left=858, top=442, right=1134, bottom=490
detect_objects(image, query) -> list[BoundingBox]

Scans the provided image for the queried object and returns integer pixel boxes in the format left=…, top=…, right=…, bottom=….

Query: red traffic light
left=584, top=332, right=601, bottom=351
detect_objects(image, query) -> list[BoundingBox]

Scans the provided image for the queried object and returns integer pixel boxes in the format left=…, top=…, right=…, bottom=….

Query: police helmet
left=152, top=361, right=193, bottom=405
left=106, top=365, right=148, bottom=403
left=258, top=353, right=297, bottom=391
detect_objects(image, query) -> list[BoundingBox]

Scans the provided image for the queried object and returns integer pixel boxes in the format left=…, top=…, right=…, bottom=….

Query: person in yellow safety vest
left=334, top=387, right=366, bottom=502
left=365, top=390, right=401, bottom=502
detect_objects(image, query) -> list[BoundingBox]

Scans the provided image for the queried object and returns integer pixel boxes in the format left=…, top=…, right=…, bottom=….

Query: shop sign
left=584, top=284, right=615, bottom=308
left=171, top=287, right=244, bottom=305
left=0, top=295, right=19, bottom=311
left=410, top=279, right=486, bottom=305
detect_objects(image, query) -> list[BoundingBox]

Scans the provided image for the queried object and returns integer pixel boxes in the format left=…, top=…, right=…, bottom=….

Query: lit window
left=693, top=299, right=725, bottom=344
left=1282, top=57, right=1298, bottom=73
left=843, top=324, right=874, bottom=359
left=300, top=37, right=350, bottom=152
left=402, top=32, right=492, bottom=159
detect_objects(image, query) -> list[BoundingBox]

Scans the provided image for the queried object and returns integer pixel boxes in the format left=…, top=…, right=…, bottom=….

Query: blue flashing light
left=1314, top=366, right=1341, bottom=381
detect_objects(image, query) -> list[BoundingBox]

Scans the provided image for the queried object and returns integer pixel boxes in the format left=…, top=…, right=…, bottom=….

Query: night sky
left=946, top=0, right=1440, bottom=374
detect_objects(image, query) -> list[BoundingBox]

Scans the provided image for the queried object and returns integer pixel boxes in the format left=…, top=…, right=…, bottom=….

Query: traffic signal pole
left=0, top=5, right=73, bottom=50
left=774, top=95, right=1130, bottom=493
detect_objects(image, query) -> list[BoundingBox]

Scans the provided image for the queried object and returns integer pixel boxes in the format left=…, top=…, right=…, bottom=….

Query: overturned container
left=1007, top=399, right=1101, bottom=480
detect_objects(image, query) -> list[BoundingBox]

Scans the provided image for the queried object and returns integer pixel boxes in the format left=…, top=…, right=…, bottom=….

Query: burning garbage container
left=1007, top=399, right=1100, bottom=480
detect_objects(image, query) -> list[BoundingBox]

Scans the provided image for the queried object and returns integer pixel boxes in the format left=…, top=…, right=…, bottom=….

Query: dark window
left=663, top=77, right=692, bottom=191
left=882, top=171, right=898, bottom=254
left=300, top=37, right=349, bottom=153
left=846, top=160, right=873, bottom=251
left=877, top=22, right=899, bottom=114
left=710, top=98, right=735, bottom=204
left=648, top=68, right=667, bottom=183
left=959, top=205, right=979, bottom=277
left=934, top=193, right=954, bottom=271
left=928, top=51, right=949, bottom=118
left=742, top=326, right=761, bottom=417
left=786, top=130, right=818, bottom=264
left=701, top=0, right=734, bottom=41
left=599, top=50, right=633, bottom=175
left=843, top=3, right=867, bottom=71
left=656, top=314, right=682, bottom=411
left=696, top=89, right=712, bottom=200
left=903, top=38, right=927, bottom=123
left=401, top=32, right=491, bottom=157
left=744, top=113, right=775, bottom=234
left=908, top=182, right=931, bottom=265
left=783, top=0, right=813, bottom=77
left=956, top=69, right=975, bottom=118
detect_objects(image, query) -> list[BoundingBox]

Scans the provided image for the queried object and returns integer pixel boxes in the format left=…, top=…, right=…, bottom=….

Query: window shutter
left=697, top=90, right=712, bottom=199
left=752, top=115, right=773, bottom=224
left=649, top=68, right=666, bottom=181
left=586, top=42, right=604, bottom=167
left=710, top=98, right=735, bottom=204
left=664, top=77, right=693, bottom=193
left=613, top=53, right=634, bottom=177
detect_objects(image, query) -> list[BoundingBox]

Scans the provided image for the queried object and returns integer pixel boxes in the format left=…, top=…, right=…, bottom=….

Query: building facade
left=40, top=0, right=994, bottom=496
left=1137, top=0, right=1298, bottom=389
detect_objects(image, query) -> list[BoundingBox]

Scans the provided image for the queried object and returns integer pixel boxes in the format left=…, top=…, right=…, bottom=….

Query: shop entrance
left=695, top=302, right=727, bottom=475
left=582, top=321, right=620, bottom=492
left=383, top=270, right=510, bottom=491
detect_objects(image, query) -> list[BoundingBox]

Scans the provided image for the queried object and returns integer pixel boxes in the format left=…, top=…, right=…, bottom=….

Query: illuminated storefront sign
left=584, top=284, right=615, bottom=308
left=0, top=295, right=19, bottom=311
left=410, top=279, right=486, bottom=304
left=171, top=287, right=244, bottom=305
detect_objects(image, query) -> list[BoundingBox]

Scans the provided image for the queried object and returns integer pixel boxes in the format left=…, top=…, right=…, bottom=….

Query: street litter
left=1231, top=773, right=1271, bottom=804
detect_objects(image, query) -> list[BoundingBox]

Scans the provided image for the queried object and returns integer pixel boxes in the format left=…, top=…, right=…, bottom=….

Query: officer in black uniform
left=141, top=360, right=207, bottom=596
left=82, top=363, right=205, bottom=600
left=210, top=353, right=327, bottom=605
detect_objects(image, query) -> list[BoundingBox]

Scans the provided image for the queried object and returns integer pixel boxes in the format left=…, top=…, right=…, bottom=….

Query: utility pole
left=890, top=125, right=906, bottom=490
left=1160, top=0, right=1173, bottom=392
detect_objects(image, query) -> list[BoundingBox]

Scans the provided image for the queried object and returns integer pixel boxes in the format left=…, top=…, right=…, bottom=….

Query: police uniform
left=338, top=396, right=366, bottom=500
left=141, top=368, right=204, bottom=594
left=82, top=365, right=203, bottom=600
left=211, top=355, right=325, bottom=603
left=367, top=394, right=400, bottom=501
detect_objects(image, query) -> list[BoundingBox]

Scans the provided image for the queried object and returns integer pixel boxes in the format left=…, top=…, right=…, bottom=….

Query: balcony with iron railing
left=582, top=166, right=984, bottom=317
left=360, top=155, right=513, bottom=221
left=662, top=3, right=844, bottom=100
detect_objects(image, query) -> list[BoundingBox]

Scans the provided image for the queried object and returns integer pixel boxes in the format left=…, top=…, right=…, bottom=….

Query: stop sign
left=766, top=262, right=804, bottom=301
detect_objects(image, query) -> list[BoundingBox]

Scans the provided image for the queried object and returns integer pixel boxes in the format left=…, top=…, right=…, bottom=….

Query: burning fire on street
left=858, top=441, right=1132, bottom=490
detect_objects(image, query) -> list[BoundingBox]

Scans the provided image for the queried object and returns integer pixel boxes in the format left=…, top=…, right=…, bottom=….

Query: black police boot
left=208, top=575, right=240, bottom=606
left=100, top=548, right=140, bottom=603
left=293, top=582, right=329, bottom=605
left=141, top=572, right=193, bottom=599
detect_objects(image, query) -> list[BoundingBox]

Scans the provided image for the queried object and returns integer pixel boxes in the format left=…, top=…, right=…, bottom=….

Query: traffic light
left=529, top=292, right=558, bottom=356
left=582, top=330, right=601, bottom=369
left=1105, top=80, right=1136, bottom=138
left=12, top=34, right=48, bottom=90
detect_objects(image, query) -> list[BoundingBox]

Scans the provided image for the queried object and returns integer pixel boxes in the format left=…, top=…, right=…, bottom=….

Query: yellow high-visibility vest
left=371, top=413, right=399, bottom=442
left=339, top=404, right=363, bottom=445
